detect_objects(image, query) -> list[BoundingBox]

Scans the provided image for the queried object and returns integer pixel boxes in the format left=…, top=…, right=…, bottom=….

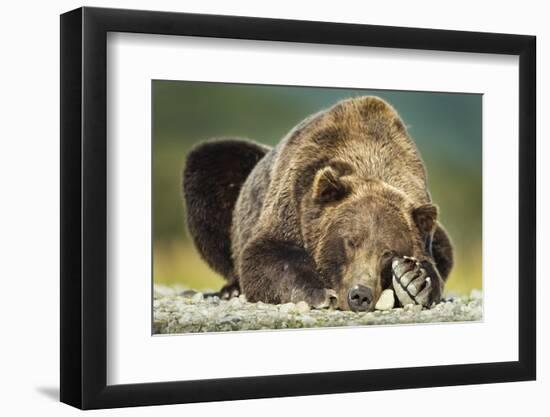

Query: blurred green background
left=153, top=81, right=482, bottom=296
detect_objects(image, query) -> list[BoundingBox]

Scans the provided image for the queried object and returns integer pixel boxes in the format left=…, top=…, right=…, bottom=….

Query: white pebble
left=279, top=303, right=296, bottom=314
left=191, top=292, right=204, bottom=303
left=295, top=301, right=310, bottom=313
left=375, top=289, right=395, bottom=310
left=228, top=297, right=241, bottom=307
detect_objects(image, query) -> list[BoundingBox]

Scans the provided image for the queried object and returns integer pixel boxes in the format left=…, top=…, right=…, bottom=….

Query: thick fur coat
left=183, top=96, right=453, bottom=310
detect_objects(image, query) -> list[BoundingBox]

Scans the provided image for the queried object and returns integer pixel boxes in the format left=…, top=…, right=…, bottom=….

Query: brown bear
left=183, top=96, right=453, bottom=311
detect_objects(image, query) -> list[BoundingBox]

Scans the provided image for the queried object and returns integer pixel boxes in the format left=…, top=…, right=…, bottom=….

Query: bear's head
left=303, top=164, right=438, bottom=311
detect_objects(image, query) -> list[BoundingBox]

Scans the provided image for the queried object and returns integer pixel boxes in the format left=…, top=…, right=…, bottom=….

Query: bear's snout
left=347, top=284, right=373, bottom=312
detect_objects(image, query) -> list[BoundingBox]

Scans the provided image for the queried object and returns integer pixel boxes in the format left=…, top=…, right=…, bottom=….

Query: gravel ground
left=153, top=285, right=483, bottom=334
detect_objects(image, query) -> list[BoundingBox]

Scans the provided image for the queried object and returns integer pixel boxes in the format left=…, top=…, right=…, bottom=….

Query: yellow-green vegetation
left=154, top=240, right=224, bottom=291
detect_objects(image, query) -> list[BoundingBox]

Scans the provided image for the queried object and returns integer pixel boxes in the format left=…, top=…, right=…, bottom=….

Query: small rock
left=443, top=302, right=455, bottom=312
left=228, top=297, right=241, bottom=307
left=296, top=301, right=310, bottom=313
left=404, top=303, right=422, bottom=312
left=279, top=303, right=296, bottom=314
left=191, top=292, right=204, bottom=303
left=375, top=289, right=395, bottom=310
left=207, top=296, right=220, bottom=304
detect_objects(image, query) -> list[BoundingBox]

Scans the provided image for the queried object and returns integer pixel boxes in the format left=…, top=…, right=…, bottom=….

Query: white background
left=0, top=0, right=546, bottom=416
left=108, top=34, right=518, bottom=384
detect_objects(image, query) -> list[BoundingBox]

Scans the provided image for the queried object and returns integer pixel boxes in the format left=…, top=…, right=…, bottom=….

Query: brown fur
left=183, top=139, right=269, bottom=283
left=183, top=96, right=454, bottom=309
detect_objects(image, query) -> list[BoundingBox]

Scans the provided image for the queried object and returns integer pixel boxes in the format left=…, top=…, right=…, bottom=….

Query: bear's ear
left=412, top=203, right=438, bottom=236
left=312, top=166, right=351, bottom=204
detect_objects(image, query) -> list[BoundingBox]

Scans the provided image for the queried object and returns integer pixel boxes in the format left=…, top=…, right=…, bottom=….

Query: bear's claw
left=219, top=281, right=241, bottom=300
left=293, top=288, right=338, bottom=309
left=392, top=256, right=436, bottom=308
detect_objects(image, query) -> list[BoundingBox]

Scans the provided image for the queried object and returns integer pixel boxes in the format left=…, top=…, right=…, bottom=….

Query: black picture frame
left=60, top=6, right=536, bottom=410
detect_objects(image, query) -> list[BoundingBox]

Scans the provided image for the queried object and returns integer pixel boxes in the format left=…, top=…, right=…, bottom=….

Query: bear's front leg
left=391, top=256, right=444, bottom=308
left=239, top=237, right=338, bottom=308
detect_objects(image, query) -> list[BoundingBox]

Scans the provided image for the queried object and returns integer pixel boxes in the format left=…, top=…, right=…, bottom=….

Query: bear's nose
left=347, top=284, right=373, bottom=312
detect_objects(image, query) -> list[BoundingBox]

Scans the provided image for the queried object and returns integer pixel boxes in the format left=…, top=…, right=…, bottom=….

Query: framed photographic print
left=60, top=6, right=536, bottom=409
